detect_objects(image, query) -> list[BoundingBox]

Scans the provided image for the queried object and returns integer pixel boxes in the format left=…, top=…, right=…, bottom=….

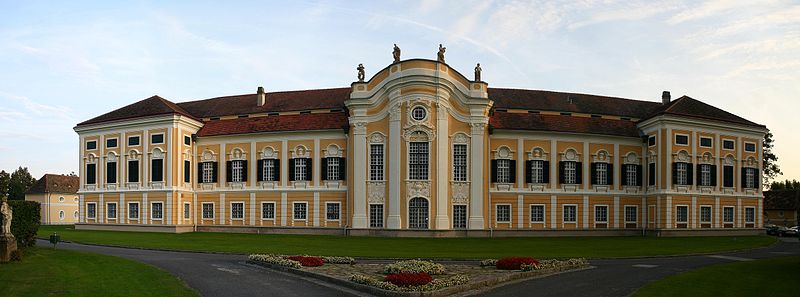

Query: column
left=142, top=192, right=148, bottom=224
left=167, top=192, right=173, bottom=224
left=220, top=143, right=226, bottom=189
left=280, top=192, right=288, bottom=226
left=249, top=192, right=256, bottom=225
left=613, top=144, right=620, bottom=190
left=613, top=196, right=620, bottom=228
left=666, top=195, right=672, bottom=228
left=281, top=141, right=288, bottom=187
left=517, top=195, right=524, bottom=229
left=468, top=123, right=486, bottom=229
left=79, top=194, right=84, bottom=223
left=691, top=196, right=697, bottom=229
left=387, top=105, right=402, bottom=229
left=220, top=193, right=226, bottom=225
left=666, top=128, right=672, bottom=189
left=313, top=192, right=320, bottom=227
left=120, top=193, right=125, bottom=224
left=582, top=195, right=589, bottom=229
left=352, top=121, right=369, bottom=228
left=550, top=195, right=557, bottom=229
left=737, top=198, right=743, bottom=228
left=99, top=193, right=104, bottom=223
left=435, top=104, right=449, bottom=229
left=251, top=142, right=257, bottom=188
left=691, top=130, right=697, bottom=191
left=714, top=196, right=721, bottom=228
left=583, top=142, right=590, bottom=190
left=192, top=193, right=198, bottom=226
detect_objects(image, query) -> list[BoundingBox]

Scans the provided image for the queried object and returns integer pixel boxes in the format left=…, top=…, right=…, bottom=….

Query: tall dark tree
left=769, top=179, right=800, bottom=191
left=0, top=170, right=9, bottom=199
left=8, top=166, right=36, bottom=200
left=762, top=132, right=782, bottom=189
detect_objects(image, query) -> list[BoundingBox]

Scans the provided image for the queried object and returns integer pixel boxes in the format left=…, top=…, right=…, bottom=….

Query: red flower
left=384, top=272, right=433, bottom=287
left=496, top=257, right=540, bottom=270
left=287, top=256, right=325, bottom=267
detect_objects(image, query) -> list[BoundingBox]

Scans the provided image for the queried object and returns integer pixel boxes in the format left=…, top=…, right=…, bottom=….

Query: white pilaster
left=435, top=104, right=450, bottom=229
left=281, top=192, right=288, bottom=226
left=281, top=141, right=288, bottom=187
left=517, top=194, right=524, bottom=229
left=250, top=192, right=256, bottom=226
left=220, top=143, right=226, bottom=189
left=388, top=105, right=402, bottom=229
left=737, top=197, right=742, bottom=228
left=192, top=193, right=198, bottom=226
left=220, top=193, right=226, bottom=225
left=641, top=197, right=647, bottom=228
left=251, top=142, right=257, bottom=188
left=79, top=194, right=84, bottom=223
left=666, top=128, right=672, bottom=189
left=550, top=141, right=558, bottom=190
left=468, top=123, right=486, bottom=229
left=142, top=192, right=148, bottom=224
left=550, top=195, right=557, bottom=229
left=582, top=195, right=589, bottom=229
left=666, top=195, right=672, bottom=228
left=714, top=196, right=721, bottom=228
left=99, top=193, right=104, bottom=223
left=352, top=122, right=369, bottom=228
left=613, top=196, right=620, bottom=228
left=313, top=192, right=320, bottom=227
left=167, top=192, right=173, bottom=224
left=120, top=193, right=125, bottom=224
left=166, top=127, right=172, bottom=187
left=143, top=131, right=148, bottom=188
left=691, top=196, right=697, bottom=229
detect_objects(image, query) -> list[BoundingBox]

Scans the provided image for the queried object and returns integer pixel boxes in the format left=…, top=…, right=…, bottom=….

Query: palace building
left=74, top=57, right=766, bottom=236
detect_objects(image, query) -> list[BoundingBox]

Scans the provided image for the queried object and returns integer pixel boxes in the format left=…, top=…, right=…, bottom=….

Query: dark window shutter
left=107, top=162, right=117, bottom=184
left=723, top=166, right=733, bottom=187
left=197, top=163, right=203, bottom=183
left=607, top=164, right=614, bottom=185
left=740, top=167, right=746, bottom=188
left=128, top=161, right=139, bottom=183
left=242, top=160, right=248, bottom=182
left=491, top=160, right=498, bottom=183
left=542, top=161, right=550, bottom=184
left=558, top=161, right=565, bottom=184
left=648, top=163, right=656, bottom=186
left=711, top=165, right=717, bottom=186
left=257, top=159, right=264, bottom=182
left=686, top=163, right=693, bottom=185
left=320, top=157, right=328, bottom=181
left=306, top=158, right=313, bottom=181
left=672, top=163, right=678, bottom=185
left=696, top=164, right=702, bottom=185
left=509, top=160, right=516, bottom=183
left=184, top=160, right=190, bottom=183
left=211, top=162, right=218, bottom=183
left=274, top=159, right=281, bottom=181
left=339, top=158, right=346, bottom=180
left=226, top=161, right=233, bottom=182
left=636, top=164, right=643, bottom=186
left=575, top=162, right=583, bottom=184
left=525, top=160, right=532, bottom=183
left=289, top=159, right=296, bottom=181
left=621, top=165, right=628, bottom=186
left=590, top=163, right=598, bottom=185
left=755, top=169, right=760, bottom=189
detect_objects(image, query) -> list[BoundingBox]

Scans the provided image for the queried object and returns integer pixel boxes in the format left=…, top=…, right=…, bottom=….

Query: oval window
left=411, top=106, right=426, bottom=121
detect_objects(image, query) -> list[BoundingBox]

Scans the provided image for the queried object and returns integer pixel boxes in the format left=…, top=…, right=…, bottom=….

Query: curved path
left=40, top=238, right=798, bottom=297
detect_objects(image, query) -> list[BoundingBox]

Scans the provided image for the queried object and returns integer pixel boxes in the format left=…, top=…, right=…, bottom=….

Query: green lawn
left=635, top=256, right=800, bottom=297
left=0, top=247, right=198, bottom=297
left=39, top=225, right=775, bottom=259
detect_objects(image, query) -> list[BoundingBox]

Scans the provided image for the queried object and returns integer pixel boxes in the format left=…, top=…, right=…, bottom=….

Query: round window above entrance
left=411, top=106, right=427, bottom=121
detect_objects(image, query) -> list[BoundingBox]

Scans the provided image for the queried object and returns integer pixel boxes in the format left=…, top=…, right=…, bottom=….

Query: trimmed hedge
left=8, top=200, right=41, bottom=247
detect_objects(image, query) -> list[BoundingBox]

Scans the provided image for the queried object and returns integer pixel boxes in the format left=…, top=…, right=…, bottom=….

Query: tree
left=8, top=167, right=36, bottom=200
left=0, top=170, right=9, bottom=199
left=770, top=179, right=800, bottom=191
left=763, top=132, right=782, bottom=188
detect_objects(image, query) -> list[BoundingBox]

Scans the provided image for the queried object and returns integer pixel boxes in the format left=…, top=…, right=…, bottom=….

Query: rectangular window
left=564, top=161, right=577, bottom=184
left=745, top=207, right=755, bottom=223
left=496, top=204, right=511, bottom=223
left=675, top=134, right=689, bottom=145
left=293, top=202, right=307, bottom=220
left=595, top=163, right=608, bottom=185
left=86, top=163, right=97, bottom=185
left=107, top=203, right=117, bottom=219
left=183, top=203, right=190, bottom=219
left=745, top=168, right=756, bottom=189
left=723, top=140, right=734, bottom=150
left=595, top=205, right=608, bottom=223
left=700, top=137, right=712, bottom=148
left=648, top=135, right=656, bottom=146
left=106, top=161, right=117, bottom=184
left=184, top=160, right=191, bottom=183
left=128, top=160, right=139, bottom=183
left=151, top=159, right=163, bottom=182
left=624, top=206, right=637, bottom=223
left=744, top=142, right=756, bottom=152
left=723, top=207, right=734, bottom=223
left=676, top=205, right=688, bottom=223
left=202, top=162, right=214, bottom=183
left=531, top=160, right=544, bottom=184
left=453, top=205, right=467, bottom=229
left=409, top=142, right=429, bottom=180
left=231, top=202, right=244, bottom=220
left=128, top=136, right=140, bottom=146
left=327, top=158, right=340, bottom=181
left=184, top=135, right=191, bottom=146
left=262, top=159, right=276, bottom=181
left=202, top=203, right=214, bottom=219
left=625, top=164, right=638, bottom=186
left=700, top=164, right=712, bottom=186
left=453, top=144, right=468, bottom=181
left=369, top=144, right=384, bottom=181
left=530, top=205, right=545, bottom=223
left=496, top=159, right=511, bottom=183
left=676, top=162, right=688, bottom=185
left=231, top=160, right=244, bottom=182
left=87, top=203, right=96, bottom=219
left=326, top=203, right=340, bottom=220
left=106, top=138, right=118, bottom=148
left=128, top=202, right=139, bottom=219
left=700, top=206, right=712, bottom=223
left=369, top=204, right=384, bottom=228
left=294, top=158, right=307, bottom=181
left=261, top=202, right=275, bottom=219
left=86, top=140, right=97, bottom=150
left=151, top=134, right=164, bottom=144
left=563, top=205, right=577, bottom=223
left=151, top=202, right=163, bottom=220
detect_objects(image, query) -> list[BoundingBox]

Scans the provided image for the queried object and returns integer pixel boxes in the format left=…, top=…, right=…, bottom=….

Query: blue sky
left=0, top=0, right=798, bottom=182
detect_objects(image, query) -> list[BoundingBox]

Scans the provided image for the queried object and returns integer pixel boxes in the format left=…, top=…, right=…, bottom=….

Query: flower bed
left=248, top=254, right=302, bottom=269
left=384, top=259, right=447, bottom=275
left=351, top=274, right=470, bottom=292
left=496, top=257, right=540, bottom=270
left=384, top=272, right=433, bottom=287
left=287, top=256, right=325, bottom=267
left=321, top=256, right=356, bottom=265
left=521, top=258, right=590, bottom=271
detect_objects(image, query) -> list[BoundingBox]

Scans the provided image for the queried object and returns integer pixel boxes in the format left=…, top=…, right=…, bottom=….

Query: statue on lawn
left=0, top=197, right=11, bottom=235
left=0, top=196, right=17, bottom=263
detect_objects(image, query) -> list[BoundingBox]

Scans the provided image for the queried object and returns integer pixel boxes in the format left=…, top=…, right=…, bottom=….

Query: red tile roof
left=196, top=112, right=349, bottom=137
left=489, top=112, right=642, bottom=137
left=177, top=88, right=350, bottom=119
left=489, top=88, right=663, bottom=119
left=26, top=174, right=80, bottom=194
left=647, top=96, right=765, bottom=128
left=77, top=95, right=197, bottom=126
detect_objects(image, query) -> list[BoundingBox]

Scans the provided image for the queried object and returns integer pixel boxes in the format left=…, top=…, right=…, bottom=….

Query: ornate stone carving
left=292, top=146, right=310, bottom=158
left=261, top=147, right=277, bottom=159
left=528, top=147, right=547, bottom=160
left=129, top=150, right=139, bottom=160
left=437, top=44, right=446, bottom=63
left=676, top=151, right=690, bottom=162
left=406, top=181, right=430, bottom=198
left=469, top=122, right=486, bottom=135
left=369, top=133, right=385, bottom=144
left=494, top=146, right=512, bottom=159
left=593, top=150, right=610, bottom=162
left=403, top=128, right=435, bottom=142
left=352, top=121, right=368, bottom=135
left=561, top=149, right=579, bottom=161
left=368, top=181, right=386, bottom=203
left=393, top=44, right=401, bottom=63
left=724, top=155, right=735, bottom=166
left=324, top=144, right=342, bottom=158
left=452, top=133, right=469, bottom=144
left=230, top=148, right=244, bottom=160
left=202, top=150, right=215, bottom=161
left=152, top=149, right=163, bottom=159
left=700, top=152, right=713, bottom=164
left=357, top=63, right=365, bottom=82
left=107, top=153, right=117, bottom=162
left=87, top=154, right=97, bottom=163
left=451, top=182, right=469, bottom=204
left=474, top=63, right=481, bottom=81
left=389, top=103, right=402, bottom=121
left=625, top=153, right=639, bottom=164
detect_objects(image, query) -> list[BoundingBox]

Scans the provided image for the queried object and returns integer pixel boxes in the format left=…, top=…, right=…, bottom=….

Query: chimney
left=661, top=91, right=671, bottom=105
left=257, top=86, right=266, bottom=106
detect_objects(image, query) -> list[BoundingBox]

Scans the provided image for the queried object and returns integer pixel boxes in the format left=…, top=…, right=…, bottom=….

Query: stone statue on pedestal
left=0, top=197, right=17, bottom=262
left=393, top=44, right=401, bottom=63
left=357, top=64, right=365, bottom=82
left=437, top=44, right=446, bottom=63
left=474, top=63, right=482, bottom=81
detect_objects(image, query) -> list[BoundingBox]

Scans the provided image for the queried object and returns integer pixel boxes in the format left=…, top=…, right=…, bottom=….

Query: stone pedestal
left=0, top=234, right=17, bottom=262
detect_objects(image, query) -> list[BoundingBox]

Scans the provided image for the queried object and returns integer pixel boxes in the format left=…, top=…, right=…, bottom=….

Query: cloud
left=667, top=0, right=770, bottom=24
left=0, top=92, right=75, bottom=122
left=568, top=1, right=681, bottom=30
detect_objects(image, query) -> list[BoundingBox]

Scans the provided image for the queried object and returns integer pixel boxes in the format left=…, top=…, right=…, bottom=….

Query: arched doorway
left=409, top=197, right=429, bottom=229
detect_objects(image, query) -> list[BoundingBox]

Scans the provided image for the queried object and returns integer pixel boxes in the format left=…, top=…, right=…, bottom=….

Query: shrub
left=496, top=257, right=540, bottom=270
left=480, top=259, right=497, bottom=267
left=248, top=254, right=302, bottom=269
left=385, top=272, right=433, bottom=287
left=8, top=200, right=41, bottom=247
left=384, top=259, right=446, bottom=275
left=287, top=256, right=324, bottom=267
left=322, top=256, right=356, bottom=264
left=521, top=258, right=589, bottom=271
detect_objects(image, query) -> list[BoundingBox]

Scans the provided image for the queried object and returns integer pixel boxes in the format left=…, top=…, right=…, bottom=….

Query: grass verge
left=634, top=256, right=800, bottom=297
left=0, top=247, right=198, bottom=297
left=39, top=225, right=774, bottom=259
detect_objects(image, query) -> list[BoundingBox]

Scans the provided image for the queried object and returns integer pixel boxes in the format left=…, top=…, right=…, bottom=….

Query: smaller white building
left=25, top=174, right=80, bottom=225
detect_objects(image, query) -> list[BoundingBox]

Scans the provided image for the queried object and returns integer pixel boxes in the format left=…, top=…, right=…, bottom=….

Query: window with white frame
left=369, top=204, right=383, bottom=228
left=107, top=203, right=117, bottom=219
left=326, top=203, right=340, bottom=220
left=676, top=206, right=688, bottom=223
left=128, top=136, right=140, bottom=146
left=496, top=204, right=511, bottom=223
left=86, top=163, right=97, bottom=185
left=700, top=137, right=713, bottom=148
left=700, top=206, right=712, bottom=223
left=624, top=206, right=637, bottom=223
left=563, top=205, right=577, bottom=223
left=676, top=162, right=688, bottom=185
left=531, top=160, right=545, bottom=184
left=453, top=205, right=467, bottom=229
left=202, top=162, right=214, bottom=183
left=409, top=142, right=429, bottom=180
left=723, top=207, right=734, bottom=223
left=231, top=160, right=245, bottom=182
left=530, top=205, right=545, bottom=223
left=293, top=202, right=307, bottom=220
left=595, top=205, right=608, bottom=223
left=107, top=160, right=117, bottom=184
left=744, top=142, right=756, bottom=152
left=202, top=203, right=214, bottom=219
left=327, top=157, right=340, bottom=181
left=625, top=164, right=638, bottom=186
left=87, top=203, right=96, bottom=219
left=369, top=144, right=384, bottom=180
left=700, top=164, right=712, bottom=186
left=496, top=159, right=511, bottom=183
left=151, top=133, right=164, bottom=144
left=128, top=160, right=139, bottom=183
left=723, top=140, right=734, bottom=150
left=231, top=202, right=244, bottom=220
left=151, top=202, right=163, bottom=219
left=294, top=158, right=308, bottom=181
left=73, top=211, right=78, bottom=219
left=745, top=168, right=756, bottom=188
left=128, top=203, right=139, bottom=219
left=183, top=203, right=190, bottom=219
left=262, top=159, right=277, bottom=181
left=596, top=163, right=608, bottom=185
left=151, top=158, right=164, bottom=182
left=261, top=202, right=275, bottom=219
left=453, top=144, right=468, bottom=181
left=564, top=161, right=577, bottom=184
left=745, top=208, right=755, bottom=223
left=59, top=210, right=64, bottom=220
left=675, top=134, right=689, bottom=145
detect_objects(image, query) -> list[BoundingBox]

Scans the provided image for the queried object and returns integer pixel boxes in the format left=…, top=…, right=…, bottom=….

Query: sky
left=0, top=0, right=798, bottom=182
